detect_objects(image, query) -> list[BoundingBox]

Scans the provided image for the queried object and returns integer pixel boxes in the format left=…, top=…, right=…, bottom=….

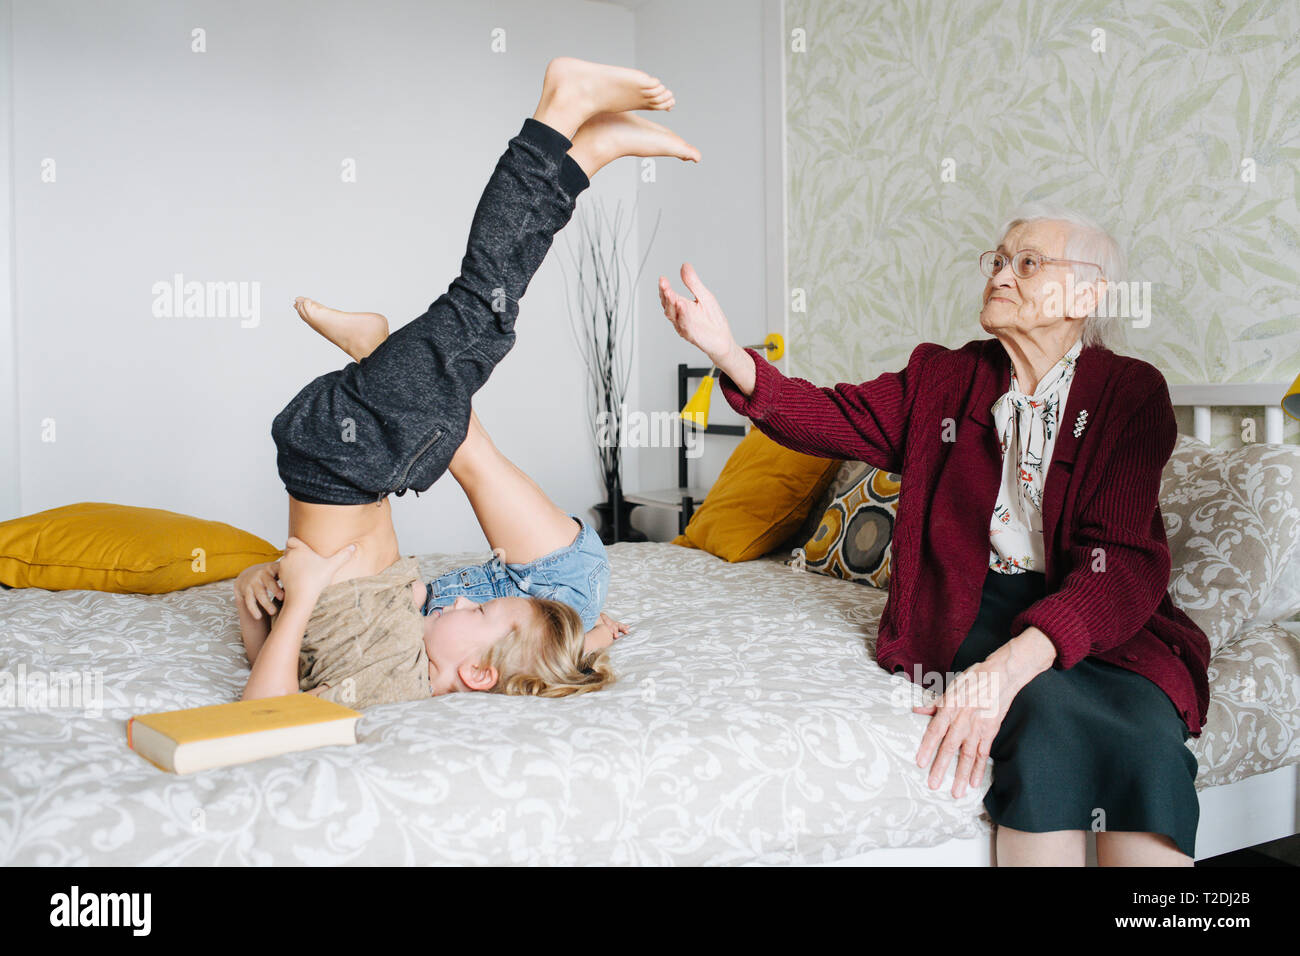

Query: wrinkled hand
left=234, top=560, right=283, bottom=620
left=913, top=658, right=1015, bottom=799
left=277, top=537, right=357, bottom=601
left=658, top=263, right=737, bottom=365
left=913, top=628, right=1056, bottom=798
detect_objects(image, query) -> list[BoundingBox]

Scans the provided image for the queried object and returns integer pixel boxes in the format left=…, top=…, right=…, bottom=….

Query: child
left=235, top=57, right=699, bottom=708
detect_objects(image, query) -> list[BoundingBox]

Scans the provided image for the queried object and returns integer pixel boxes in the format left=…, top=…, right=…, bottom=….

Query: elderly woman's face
left=979, top=219, right=1084, bottom=337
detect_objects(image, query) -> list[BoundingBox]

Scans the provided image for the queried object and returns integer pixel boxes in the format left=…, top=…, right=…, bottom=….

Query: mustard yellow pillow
left=673, top=429, right=841, bottom=562
left=0, top=502, right=281, bottom=593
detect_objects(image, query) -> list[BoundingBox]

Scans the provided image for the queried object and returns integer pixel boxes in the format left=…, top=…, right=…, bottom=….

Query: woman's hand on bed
left=912, top=658, right=1013, bottom=799
left=278, top=537, right=357, bottom=601
left=912, top=628, right=1057, bottom=799
left=235, top=561, right=284, bottom=620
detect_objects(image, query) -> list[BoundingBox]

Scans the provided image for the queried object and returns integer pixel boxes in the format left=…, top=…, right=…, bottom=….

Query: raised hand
left=658, top=263, right=738, bottom=365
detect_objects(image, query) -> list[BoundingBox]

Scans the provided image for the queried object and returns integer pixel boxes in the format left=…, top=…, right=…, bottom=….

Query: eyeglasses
left=979, top=249, right=1103, bottom=280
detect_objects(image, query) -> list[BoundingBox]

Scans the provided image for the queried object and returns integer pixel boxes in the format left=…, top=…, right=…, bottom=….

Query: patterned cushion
left=1159, top=435, right=1300, bottom=655
left=794, top=462, right=901, bottom=588
left=1252, top=557, right=1300, bottom=626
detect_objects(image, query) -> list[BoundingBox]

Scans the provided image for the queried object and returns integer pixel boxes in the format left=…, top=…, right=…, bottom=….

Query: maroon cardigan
left=719, top=337, right=1212, bottom=735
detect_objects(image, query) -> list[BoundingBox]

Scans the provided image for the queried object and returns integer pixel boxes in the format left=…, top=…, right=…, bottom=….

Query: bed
left=2, top=386, right=1298, bottom=866
left=0, top=538, right=1295, bottom=866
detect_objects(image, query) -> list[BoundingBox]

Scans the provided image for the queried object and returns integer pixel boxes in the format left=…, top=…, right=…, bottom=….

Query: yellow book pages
left=129, top=694, right=361, bottom=747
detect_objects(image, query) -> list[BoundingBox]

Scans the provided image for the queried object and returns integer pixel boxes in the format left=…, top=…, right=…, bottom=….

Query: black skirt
left=951, top=567, right=1199, bottom=858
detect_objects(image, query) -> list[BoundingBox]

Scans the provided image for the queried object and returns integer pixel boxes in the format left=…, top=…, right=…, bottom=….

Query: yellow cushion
left=0, top=502, right=281, bottom=593
left=672, top=429, right=841, bottom=562
left=798, top=463, right=901, bottom=588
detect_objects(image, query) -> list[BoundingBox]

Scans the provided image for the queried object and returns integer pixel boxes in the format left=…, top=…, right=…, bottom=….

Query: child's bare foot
left=533, top=57, right=674, bottom=139
left=568, top=112, right=701, bottom=179
left=293, top=297, right=389, bottom=363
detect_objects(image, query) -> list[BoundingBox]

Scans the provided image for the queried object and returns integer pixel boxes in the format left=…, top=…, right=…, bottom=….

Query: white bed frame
left=818, top=382, right=1299, bottom=866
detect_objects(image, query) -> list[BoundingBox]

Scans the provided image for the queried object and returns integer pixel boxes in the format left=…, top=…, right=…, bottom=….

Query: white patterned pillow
left=1159, top=435, right=1300, bottom=655
left=1251, top=558, right=1300, bottom=626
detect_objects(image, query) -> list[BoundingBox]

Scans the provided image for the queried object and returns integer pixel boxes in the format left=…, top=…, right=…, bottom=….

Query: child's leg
left=273, top=61, right=698, bottom=510
left=273, top=117, right=588, bottom=506
left=292, top=117, right=699, bottom=362
left=448, top=410, right=578, bottom=565
left=294, top=297, right=389, bottom=365
left=531, top=56, right=673, bottom=141
left=566, top=111, right=700, bottom=179
left=291, top=305, right=577, bottom=561
left=444, top=410, right=620, bottom=655
left=273, top=62, right=690, bottom=507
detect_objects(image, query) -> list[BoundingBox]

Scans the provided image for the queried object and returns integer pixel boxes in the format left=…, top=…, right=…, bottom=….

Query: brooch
left=1072, top=409, right=1089, bottom=438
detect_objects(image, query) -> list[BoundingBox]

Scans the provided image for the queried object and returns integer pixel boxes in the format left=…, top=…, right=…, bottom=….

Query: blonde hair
left=481, top=597, right=615, bottom=698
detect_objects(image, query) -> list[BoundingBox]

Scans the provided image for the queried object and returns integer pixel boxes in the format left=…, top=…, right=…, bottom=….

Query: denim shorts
left=421, top=515, right=609, bottom=632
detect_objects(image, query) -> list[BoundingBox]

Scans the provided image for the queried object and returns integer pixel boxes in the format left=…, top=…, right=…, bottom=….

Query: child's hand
left=234, top=560, right=284, bottom=620
left=277, top=537, right=357, bottom=601
left=599, top=612, right=630, bottom=640
left=583, top=612, right=630, bottom=654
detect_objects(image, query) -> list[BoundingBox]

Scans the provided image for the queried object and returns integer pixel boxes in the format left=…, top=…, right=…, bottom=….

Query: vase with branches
left=562, top=197, right=659, bottom=544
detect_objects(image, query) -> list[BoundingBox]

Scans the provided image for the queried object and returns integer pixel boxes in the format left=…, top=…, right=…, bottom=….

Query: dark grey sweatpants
left=272, top=118, right=589, bottom=505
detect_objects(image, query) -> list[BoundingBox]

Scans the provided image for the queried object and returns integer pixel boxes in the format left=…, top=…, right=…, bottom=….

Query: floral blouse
left=988, top=339, right=1082, bottom=574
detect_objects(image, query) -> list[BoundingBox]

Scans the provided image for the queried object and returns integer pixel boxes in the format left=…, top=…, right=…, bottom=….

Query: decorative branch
left=560, top=198, right=661, bottom=499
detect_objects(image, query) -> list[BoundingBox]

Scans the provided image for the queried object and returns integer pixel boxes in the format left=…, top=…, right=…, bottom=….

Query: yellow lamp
left=681, top=333, right=785, bottom=429
left=682, top=370, right=715, bottom=428
left=1284, top=372, right=1300, bottom=422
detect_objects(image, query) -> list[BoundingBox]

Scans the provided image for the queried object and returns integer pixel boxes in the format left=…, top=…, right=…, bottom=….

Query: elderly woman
left=658, top=206, right=1211, bottom=867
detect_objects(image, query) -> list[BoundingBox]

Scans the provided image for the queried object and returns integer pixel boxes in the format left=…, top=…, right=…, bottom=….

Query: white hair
left=996, top=203, right=1127, bottom=350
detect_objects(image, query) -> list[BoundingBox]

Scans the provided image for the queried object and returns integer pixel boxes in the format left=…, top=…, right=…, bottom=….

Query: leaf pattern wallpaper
left=782, top=0, right=1299, bottom=446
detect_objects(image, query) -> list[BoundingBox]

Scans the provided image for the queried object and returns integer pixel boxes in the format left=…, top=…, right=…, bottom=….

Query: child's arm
left=241, top=538, right=357, bottom=701
left=241, top=594, right=316, bottom=700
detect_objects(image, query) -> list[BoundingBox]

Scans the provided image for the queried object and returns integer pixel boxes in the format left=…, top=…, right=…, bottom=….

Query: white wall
left=629, top=0, right=775, bottom=540
left=0, top=0, right=18, bottom=520
left=5, top=0, right=637, bottom=554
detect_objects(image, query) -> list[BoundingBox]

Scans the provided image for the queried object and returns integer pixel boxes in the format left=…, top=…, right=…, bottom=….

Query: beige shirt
left=298, top=556, right=432, bottom=709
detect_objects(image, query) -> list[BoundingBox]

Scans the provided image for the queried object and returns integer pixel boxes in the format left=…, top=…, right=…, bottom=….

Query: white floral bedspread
left=1, top=543, right=1297, bottom=865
